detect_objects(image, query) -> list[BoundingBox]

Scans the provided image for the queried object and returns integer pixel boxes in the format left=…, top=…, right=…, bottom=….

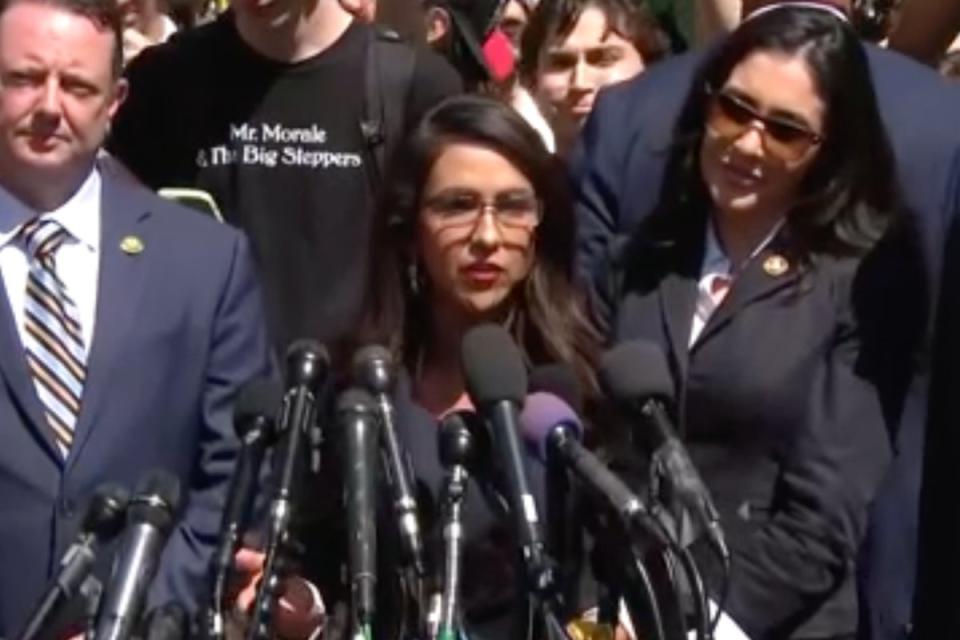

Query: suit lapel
left=694, top=236, right=803, bottom=349
left=652, top=221, right=704, bottom=382
left=67, top=172, right=151, bottom=469
left=658, top=269, right=698, bottom=381
left=0, top=274, right=62, bottom=461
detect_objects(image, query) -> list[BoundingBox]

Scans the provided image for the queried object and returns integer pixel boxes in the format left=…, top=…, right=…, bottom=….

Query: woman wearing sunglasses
left=594, top=6, right=900, bottom=639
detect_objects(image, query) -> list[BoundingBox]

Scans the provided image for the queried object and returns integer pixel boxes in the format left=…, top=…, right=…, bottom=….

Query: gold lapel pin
left=120, top=235, right=144, bottom=255
left=763, top=254, right=789, bottom=277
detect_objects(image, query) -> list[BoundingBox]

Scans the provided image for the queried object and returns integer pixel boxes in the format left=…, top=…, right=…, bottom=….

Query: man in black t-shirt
left=109, top=0, right=462, bottom=353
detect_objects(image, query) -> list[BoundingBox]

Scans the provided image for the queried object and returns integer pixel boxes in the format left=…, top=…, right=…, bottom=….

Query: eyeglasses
left=422, top=189, right=542, bottom=231
left=705, top=89, right=824, bottom=162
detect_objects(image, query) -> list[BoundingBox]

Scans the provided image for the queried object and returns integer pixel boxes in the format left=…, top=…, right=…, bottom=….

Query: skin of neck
left=415, top=295, right=514, bottom=413
left=233, top=0, right=354, bottom=63
left=713, top=203, right=786, bottom=267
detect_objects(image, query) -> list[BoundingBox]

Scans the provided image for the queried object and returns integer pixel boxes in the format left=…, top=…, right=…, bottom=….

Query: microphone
left=336, top=388, right=380, bottom=633
left=93, top=470, right=182, bottom=640
left=460, top=325, right=546, bottom=569
left=520, top=392, right=669, bottom=546
left=435, top=411, right=484, bottom=640
left=352, top=345, right=425, bottom=577
left=247, top=340, right=329, bottom=640
left=204, top=378, right=282, bottom=640
left=599, top=341, right=728, bottom=560
left=18, top=485, right=129, bottom=640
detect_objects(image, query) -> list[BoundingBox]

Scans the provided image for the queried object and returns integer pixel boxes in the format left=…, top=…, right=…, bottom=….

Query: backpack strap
left=362, top=26, right=417, bottom=194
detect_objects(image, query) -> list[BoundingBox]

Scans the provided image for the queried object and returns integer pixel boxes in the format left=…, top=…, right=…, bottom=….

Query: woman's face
left=536, top=6, right=644, bottom=131
left=416, top=142, right=539, bottom=323
left=699, top=50, right=826, bottom=219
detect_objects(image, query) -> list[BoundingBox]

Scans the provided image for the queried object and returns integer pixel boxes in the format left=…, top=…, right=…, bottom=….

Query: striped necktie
left=21, top=218, right=86, bottom=458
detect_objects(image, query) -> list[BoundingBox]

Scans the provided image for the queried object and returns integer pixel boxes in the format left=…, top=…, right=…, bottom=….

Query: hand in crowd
left=230, top=548, right=326, bottom=640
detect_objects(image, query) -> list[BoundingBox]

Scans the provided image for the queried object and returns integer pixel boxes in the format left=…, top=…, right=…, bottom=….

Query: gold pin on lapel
left=120, top=235, right=144, bottom=255
left=763, top=254, right=789, bottom=277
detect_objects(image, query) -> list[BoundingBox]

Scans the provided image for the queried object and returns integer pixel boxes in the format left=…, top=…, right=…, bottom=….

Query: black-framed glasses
left=422, top=189, right=542, bottom=230
left=706, top=88, right=824, bottom=162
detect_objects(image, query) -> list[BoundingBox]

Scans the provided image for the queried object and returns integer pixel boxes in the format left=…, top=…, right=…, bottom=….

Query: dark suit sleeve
left=723, top=274, right=893, bottom=637
left=148, top=232, right=273, bottom=612
left=569, top=90, right=630, bottom=284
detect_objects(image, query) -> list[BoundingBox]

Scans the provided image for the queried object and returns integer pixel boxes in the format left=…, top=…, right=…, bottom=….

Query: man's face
left=0, top=1, right=126, bottom=188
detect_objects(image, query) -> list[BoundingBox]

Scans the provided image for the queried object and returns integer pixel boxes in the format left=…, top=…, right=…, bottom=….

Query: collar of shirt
left=699, top=216, right=786, bottom=279
left=0, top=168, right=102, bottom=253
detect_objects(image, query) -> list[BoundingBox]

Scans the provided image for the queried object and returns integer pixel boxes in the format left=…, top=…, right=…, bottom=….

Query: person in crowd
left=886, top=0, right=960, bottom=66
left=570, top=2, right=960, bottom=638
left=423, top=0, right=516, bottom=89
left=519, top=0, right=668, bottom=156
left=118, top=0, right=178, bottom=66
left=229, top=95, right=605, bottom=640
left=594, top=8, right=899, bottom=638
left=499, top=0, right=536, bottom=56
left=108, top=0, right=461, bottom=356
left=0, top=0, right=272, bottom=634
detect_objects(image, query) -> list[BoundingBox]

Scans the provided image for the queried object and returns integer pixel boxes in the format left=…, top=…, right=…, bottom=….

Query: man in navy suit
left=0, top=0, right=272, bottom=635
left=571, top=1, right=960, bottom=638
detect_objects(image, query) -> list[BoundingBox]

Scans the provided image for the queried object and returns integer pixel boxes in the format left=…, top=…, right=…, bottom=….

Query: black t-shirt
left=109, top=15, right=462, bottom=351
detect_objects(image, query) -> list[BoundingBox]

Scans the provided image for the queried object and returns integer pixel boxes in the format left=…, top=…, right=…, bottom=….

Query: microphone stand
left=591, top=511, right=685, bottom=640
left=438, top=465, right=468, bottom=640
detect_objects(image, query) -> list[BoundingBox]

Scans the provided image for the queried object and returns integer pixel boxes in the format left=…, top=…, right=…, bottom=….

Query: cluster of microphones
left=16, top=324, right=730, bottom=640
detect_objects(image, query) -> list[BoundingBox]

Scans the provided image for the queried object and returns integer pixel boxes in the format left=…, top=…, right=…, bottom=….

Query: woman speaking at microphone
left=594, top=6, right=905, bottom=640
left=340, top=93, right=601, bottom=639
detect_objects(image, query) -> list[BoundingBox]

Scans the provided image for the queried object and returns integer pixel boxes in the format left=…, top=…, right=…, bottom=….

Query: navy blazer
left=0, top=165, right=273, bottom=636
left=596, top=214, right=893, bottom=638
left=571, top=45, right=960, bottom=640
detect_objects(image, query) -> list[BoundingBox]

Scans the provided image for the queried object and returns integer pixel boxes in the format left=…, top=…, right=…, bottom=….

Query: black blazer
left=596, top=215, right=893, bottom=639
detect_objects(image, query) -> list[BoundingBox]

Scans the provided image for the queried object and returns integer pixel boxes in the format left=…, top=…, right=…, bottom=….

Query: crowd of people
left=0, top=0, right=959, bottom=639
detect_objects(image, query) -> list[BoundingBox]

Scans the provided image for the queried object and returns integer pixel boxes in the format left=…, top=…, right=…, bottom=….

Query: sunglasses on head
left=705, top=87, right=823, bottom=162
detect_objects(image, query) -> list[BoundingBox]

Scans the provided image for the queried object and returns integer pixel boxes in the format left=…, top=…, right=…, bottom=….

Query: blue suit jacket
left=571, top=46, right=960, bottom=639
left=0, top=164, right=273, bottom=636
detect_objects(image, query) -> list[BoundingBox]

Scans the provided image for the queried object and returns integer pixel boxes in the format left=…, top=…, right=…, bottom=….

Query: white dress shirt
left=689, top=218, right=786, bottom=346
left=0, top=169, right=102, bottom=354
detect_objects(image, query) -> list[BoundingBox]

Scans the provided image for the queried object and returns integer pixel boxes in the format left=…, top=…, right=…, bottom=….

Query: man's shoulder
left=101, top=163, right=242, bottom=252
left=867, top=44, right=960, bottom=137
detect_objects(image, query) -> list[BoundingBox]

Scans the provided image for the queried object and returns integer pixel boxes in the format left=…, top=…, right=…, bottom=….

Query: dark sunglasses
left=705, top=89, right=824, bottom=162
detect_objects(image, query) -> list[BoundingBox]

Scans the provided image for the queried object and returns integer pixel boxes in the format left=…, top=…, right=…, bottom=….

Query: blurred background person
left=109, top=0, right=461, bottom=357
left=424, top=0, right=516, bottom=90
left=594, top=8, right=900, bottom=638
left=498, top=0, right=536, bottom=56
left=885, top=0, right=960, bottom=65
left=118, top=0, right=178, bottom=65
left=520, top=0, right=668, bottom=156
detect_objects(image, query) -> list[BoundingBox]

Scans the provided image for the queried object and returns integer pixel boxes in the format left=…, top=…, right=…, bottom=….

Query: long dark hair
left=355, top=94, right=600, bottom=393
left=652, top=6, right=900, bottom=257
